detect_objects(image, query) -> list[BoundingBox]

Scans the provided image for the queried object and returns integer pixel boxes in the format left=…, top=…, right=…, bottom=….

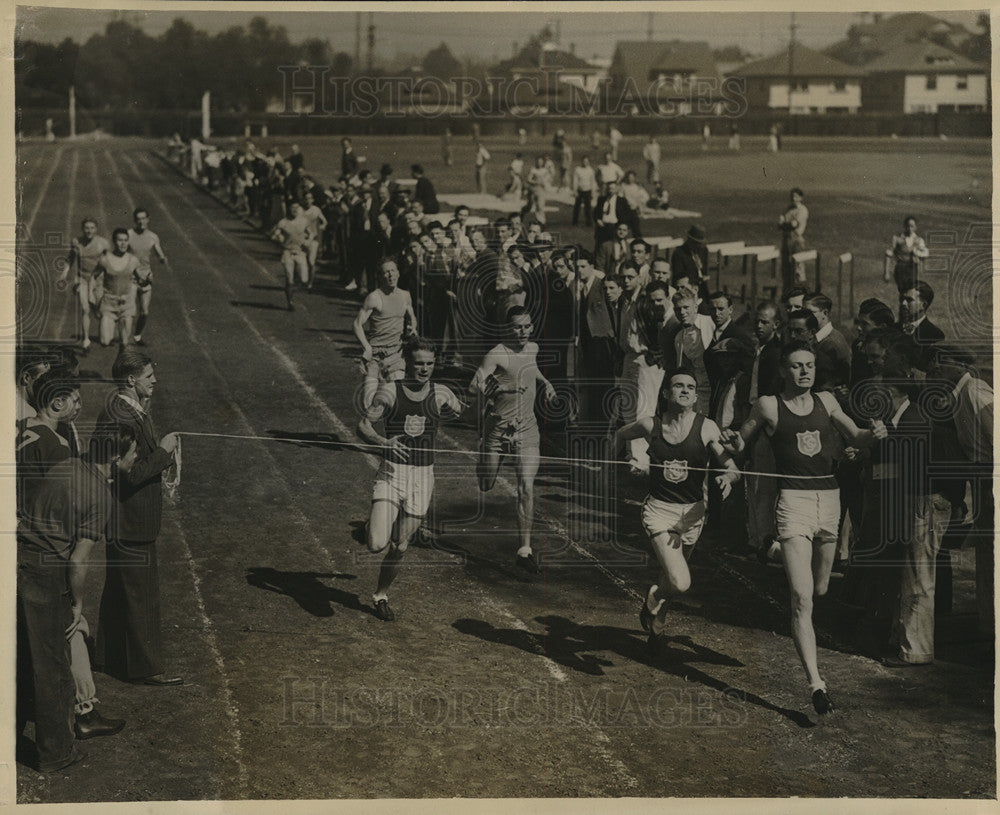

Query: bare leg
left=477, top=449, right=502, bottom=492
left=76, top=282, right=91, bottom=345
left=781, top=535, right=825, bottom=690
left=515, top=446, right=540, bottom=555
left=374, top=513, right=423, bottom=598
left=134, top=288, right=152, bottom=338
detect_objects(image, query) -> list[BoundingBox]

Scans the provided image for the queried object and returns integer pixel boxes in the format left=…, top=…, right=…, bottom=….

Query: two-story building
left=860, top=39, right=988, bottom=113
left=606, top=40, right=721, bottom=115
left=728, top=42, right=863, bottom=114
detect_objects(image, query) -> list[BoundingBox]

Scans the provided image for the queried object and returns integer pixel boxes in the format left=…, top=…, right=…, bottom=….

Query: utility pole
left=647, top=12, right=654, bottom=41
left=354, top=12, right=361, bottom=72
left=787, top=12, right=797, bottom=112
left=367, top=12, right=375, bottom=73
left=68, top=85, right=76, bottom=140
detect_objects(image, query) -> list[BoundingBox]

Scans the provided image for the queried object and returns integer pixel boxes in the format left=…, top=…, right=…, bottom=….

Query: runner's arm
left=614, top=417, right=654, bottom=458
left=353, top=293, right=378, bottom=359
left=403, top=293, right=417, bottom=336
left=357, top=392, right=409, bottom=462
left=823, top=391, right=886, bottom=445
left=704, top=418, right=741, bottom=499
left=153, top=235, right=167, bottom=264
left=468, top=349, right=501, bottom=396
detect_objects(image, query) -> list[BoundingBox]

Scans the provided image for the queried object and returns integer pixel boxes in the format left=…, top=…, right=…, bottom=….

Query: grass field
left=13, top=133, right=995, bottom=804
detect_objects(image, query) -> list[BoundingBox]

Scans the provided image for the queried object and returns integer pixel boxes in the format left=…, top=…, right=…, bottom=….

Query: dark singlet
left=648, top=413, right=709, bottom=504
left=383, top=381, right=440, bottom=467
left=770, top=394, right=842, bottom=491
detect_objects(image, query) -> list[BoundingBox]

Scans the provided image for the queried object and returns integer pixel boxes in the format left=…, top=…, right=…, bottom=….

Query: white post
left=69, top=85, right=76, bottom=139
left=201, top=91, right=211, bottom=141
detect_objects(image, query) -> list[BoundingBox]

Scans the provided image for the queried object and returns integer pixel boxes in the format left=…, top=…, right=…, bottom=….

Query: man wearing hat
left=671, top=226, right=710, bottom=304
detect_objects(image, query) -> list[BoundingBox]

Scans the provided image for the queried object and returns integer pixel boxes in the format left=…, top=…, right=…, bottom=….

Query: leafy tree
left=422, top=42, right=461, bottom=79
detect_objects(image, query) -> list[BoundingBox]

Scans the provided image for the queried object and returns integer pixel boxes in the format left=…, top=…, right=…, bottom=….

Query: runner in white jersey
left=300, top=190, right=327, bottom=287
left=94, top=228, right=140, bottom=347
left=354, top=259, right=417, bottom=410
left=60, top=218, right=110, bottom=351
left=270, top=201, right=311, bottom=311
left=468, top=305, right=556, bottom=575
left=127, top=208, right=167, bottom=345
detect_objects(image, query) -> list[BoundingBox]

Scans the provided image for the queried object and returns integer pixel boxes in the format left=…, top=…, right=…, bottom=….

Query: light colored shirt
left=572, top=165, right=597, bottom=192
left=953, top=372, right=993, bottom=464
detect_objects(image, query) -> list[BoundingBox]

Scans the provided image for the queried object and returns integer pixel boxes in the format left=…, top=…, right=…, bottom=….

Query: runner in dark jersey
left=357, top=336, right=464, bottom=621
left=724, top=341, right=886, bottom=716
left=616, top=369, right=739, bottom=639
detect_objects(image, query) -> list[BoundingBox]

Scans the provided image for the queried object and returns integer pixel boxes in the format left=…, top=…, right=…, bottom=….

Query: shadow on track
left=245, top=567, right=369, bottom=618
left=452, top=614, right=815, bottom=728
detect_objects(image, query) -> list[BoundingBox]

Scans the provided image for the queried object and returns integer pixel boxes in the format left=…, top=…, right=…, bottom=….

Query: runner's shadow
left=245, top=567, right=366, bottom=618
left=452, top=614, right=814, bottom=728
left=230, top=300, right=289, bottom=311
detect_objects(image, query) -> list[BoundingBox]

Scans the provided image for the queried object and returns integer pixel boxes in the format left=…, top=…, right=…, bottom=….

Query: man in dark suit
left=703, top=291, right=754, bottom=413
left=593, top=181, right=631, bottom=249
left=671, top=225, right=711, bottom=303
left=898, top=280, right=945, bottom=368
left=349, top=186, right=379, bottom=294
left=576, top=251, right=617, bottom=427
left=340, top=137, right=358, bottom=179
left=94, top=350, right=182, bottom=686
left=411, top=164, right=440, bottom=215
left=595, top=222, right=633, bottom=277
left=804, top=291, right=852, bottom=396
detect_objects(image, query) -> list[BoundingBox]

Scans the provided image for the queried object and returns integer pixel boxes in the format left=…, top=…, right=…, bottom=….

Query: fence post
left=838, top=252, right=854, bottom=325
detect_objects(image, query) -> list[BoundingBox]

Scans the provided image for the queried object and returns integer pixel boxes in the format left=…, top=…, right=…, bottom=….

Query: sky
left=16, top=6, right=985, bottom=64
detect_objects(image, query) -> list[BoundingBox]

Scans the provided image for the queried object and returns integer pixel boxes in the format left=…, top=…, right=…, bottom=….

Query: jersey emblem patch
left=796, top=430, right=822, bottom=457
left=403, top=414, right=426, bottom=437
left=662, top=459, right=688, bottom=483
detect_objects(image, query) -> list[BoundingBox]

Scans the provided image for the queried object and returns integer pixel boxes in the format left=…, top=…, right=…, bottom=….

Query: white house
left=728, top=43, right=864, bottom=114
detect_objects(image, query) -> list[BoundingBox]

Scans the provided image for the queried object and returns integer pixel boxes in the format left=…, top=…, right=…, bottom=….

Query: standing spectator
left=597, top=151, right=624, bottom=186
left=348, top=187, right=379, bottom=296
left=526, top=156, right=550, bottom=226
left=659, top=289, right=712, bottom=415
left=885, top=216, right=929, bottom=291
left=850, top=299, right=896, bottom=385
left=474, top=141, right=491, bottom=195
left=287, top=143, right=304, bottom=172
left=441, top=127, right=453, bottom=167
left=518, top=127, right=528, bottom=146
left=411, top=164, right=440, bottom=215
left=778, top=187, right=808, bottom=292
left=804, top=292, right=851, bottom=395
left=593, top=181, right=630, bottom=249
left=642, top=134, right=661, bottom=184
left=341, top=137, right=359, bottom=179
left=898, top=280, right=945, bottom=370
left=558, top=133, right=573, bottom=190
left=596, top=222, right=633, bottom=277
left=671, top=226, right=710, bottom=302
left=703, top=291, right=754, bottom=413
left=619, top=170, right=647, bottom=238
left=768, top=123, right=780, bottom=153
left=94, top=350, right=182, bottom=686
left=577, top=251, right=616, bottom=425
left=608, top=125, right=623, bottom=161
left=728, top=123, right=741, bottom=151
left=701, top=122, right=711, bottom=150
left=18, top=422, right=137, bottom=772
left=571, top=155, right=597, bottom=227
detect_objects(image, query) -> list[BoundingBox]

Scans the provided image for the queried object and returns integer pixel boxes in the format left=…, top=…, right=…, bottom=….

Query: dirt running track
left=13, top=139, right=994, bottom=804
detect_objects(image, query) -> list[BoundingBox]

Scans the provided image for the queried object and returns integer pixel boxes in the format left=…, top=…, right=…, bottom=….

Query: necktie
left=750, top=346, right=761, bottom=402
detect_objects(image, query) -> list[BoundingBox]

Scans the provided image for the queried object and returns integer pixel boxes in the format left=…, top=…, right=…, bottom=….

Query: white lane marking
left=51, top=148, right=79, bottom=340
left=21, top=145, right=65, bottom=240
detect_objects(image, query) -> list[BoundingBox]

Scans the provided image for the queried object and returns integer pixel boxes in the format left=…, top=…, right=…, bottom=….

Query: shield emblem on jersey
left=796, top=430, right=821, bottom=457
left=662, top=459, right=688, bottom=483
left=403, top=415, right=426, bottom=437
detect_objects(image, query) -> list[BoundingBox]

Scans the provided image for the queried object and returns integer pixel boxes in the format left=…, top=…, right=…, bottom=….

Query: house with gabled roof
left=606, top=40, right=721, bottom=115
left=728, top=42, right=863, bottom=114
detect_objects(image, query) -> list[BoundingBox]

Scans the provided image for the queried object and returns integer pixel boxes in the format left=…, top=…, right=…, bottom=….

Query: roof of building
left=862, top=38, right=986, bottom=74
left=730, top=42, right=864, bottom=78
left=610, top=40, right=719, bottom=84
left=493, top=42, right=597, bottom=74
left=825, top=12, right=976, bottom=66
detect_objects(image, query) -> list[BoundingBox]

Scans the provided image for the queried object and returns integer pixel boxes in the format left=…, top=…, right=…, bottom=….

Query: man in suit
left=95, top=350, right=182, bottom=686
left=348, top=186, right=379, bottom=295
left=411, top=164, right=440, bottom=215
left=898, top=280, right=945, bottom=369
left=671, top=226, right=711, bottom=304
left=658, top=289, right=711, bottom=415
left=804, top=291, right=852, bottom=396
left=595, top=221, right=633, bottom=276
left=745, top=301, right=784, bottom=555
left=703, top=291, right=754, bottom=414
left=576, top=251, right=615, bottom=425
left=593, top=181, right=630, bottom=249
left=340, top=137, right=358, bottom=180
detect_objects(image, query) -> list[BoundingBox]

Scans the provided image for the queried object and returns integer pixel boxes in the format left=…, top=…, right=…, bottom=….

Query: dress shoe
left=134, top=674, right=184, bottom=686
left=40, top=747, right=86, bottom=773
left=75, top=709, right=126, bottom=740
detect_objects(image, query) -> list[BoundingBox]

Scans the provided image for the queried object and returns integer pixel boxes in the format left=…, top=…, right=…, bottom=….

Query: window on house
left=833, top=80, right=847, bottom=92
left=926, top=75, right=937, bottom=90
left=956, top=74, right=968, bottom=90
left=792, top=79, right=809, bottom=92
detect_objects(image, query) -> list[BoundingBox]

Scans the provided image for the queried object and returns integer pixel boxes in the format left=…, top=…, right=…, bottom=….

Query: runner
left=468, top=306, right=556, bottom=574
left=94, top=228, right=140, bottom=347
left=301, top=190, right=328, bottom=287
left=723, top=341, right=886, bottom=716
left=353, top=259, right=417, bottom=410
left=616, top=369, right=740, bottom=638
left=127, top=208, right=168, bottom=345
left=60, top=218, right=109, bottom=351
left=270, top=200, right=312, bottom=311
left=357, top=337, right=465, bottom=621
